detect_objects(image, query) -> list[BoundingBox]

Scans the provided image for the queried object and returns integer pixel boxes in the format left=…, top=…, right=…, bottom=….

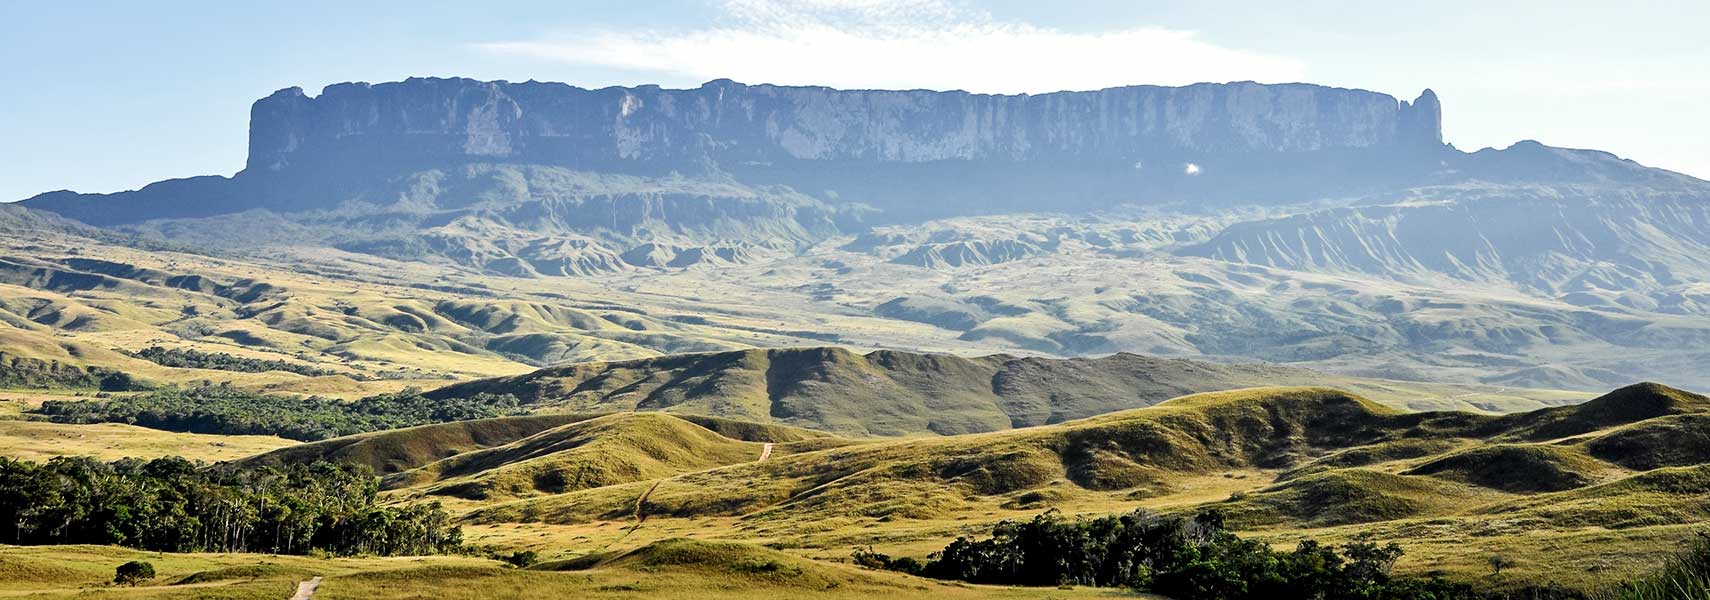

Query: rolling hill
left=228, top=382, right=1707, bottom=593
left=425, top=346, right=1588, bottom=436
left=5, top=65, right=1710, bottom=600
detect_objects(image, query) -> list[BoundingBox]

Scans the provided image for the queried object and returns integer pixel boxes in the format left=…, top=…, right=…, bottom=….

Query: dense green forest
left=857, top=509, right=1574, bottom=600
left=36, top=384, right=523, bottom=440
left=0, top=352, right=145, bottom=391
left=126, top=345, right=341, bottom=377
left=0, top=456, right=461, bottom=556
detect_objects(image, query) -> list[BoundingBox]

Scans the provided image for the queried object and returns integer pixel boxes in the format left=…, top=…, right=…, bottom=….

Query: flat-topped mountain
left=245, top=78, right=1442, bottom=170
left=20, top=78, right=1701, bottom=279
left=27, top=77, right=1671, bottom=231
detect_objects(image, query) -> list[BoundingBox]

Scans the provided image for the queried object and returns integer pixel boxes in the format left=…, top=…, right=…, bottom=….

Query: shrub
left=36, top=384, right=523, bottom=441
left=1489, top=553, right=1517, bottom=577
left=502, top=550, right=539, bottom=568
left=851, top=546, right=924, bottom=575
left=114, top=561, right=155, bottom=586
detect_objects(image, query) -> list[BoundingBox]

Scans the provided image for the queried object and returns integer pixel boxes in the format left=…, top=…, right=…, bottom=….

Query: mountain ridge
left=15, top=78, right=1456, bottom=228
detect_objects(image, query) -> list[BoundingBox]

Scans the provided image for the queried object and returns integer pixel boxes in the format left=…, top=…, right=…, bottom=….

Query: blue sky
left=3, top=0, right=1707, bottom=201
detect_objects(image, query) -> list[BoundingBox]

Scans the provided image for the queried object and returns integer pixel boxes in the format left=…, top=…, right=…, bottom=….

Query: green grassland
left=428, top=346, right=1592, bottom=437
left=0, top=540, right=1152, bottom=600
left=3, top=383, right=1706, bottom=597
left=0, top=394, right=298, bottom=462
left=417, top=384, right=1710, bottom=593
left=0, top=419, right=295, bottom=462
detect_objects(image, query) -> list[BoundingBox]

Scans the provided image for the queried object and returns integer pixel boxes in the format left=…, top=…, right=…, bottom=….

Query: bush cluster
left=860, top=509, right=1478, bottom=600
left=127, top=346, right=340, bottom=377
left=36, top=384, right=523, bottom=441
left=0, top=455, right=461, bottom=556
left=0, top=352, right=144, bottom=391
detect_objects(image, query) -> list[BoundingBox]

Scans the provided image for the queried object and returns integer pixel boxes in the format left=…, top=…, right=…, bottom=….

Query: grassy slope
left=235, top=414, right=603, bottom=476
left=402, top=383, right=1707, bottom=593
left=5, top=382, right=1706, bottom=596
left=431, top=347, right=1587, bottom=437
left=0, top=224, right=1595, bottom=411
left=384, top=413, right=776, bottom=501
left=0, top=541, right=1148, bottom=600
left=0, top=419, right=296, bottom=462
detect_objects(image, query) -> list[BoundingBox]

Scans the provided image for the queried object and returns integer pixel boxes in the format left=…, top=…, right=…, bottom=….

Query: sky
left=3, top=0, right=1707, bottom=201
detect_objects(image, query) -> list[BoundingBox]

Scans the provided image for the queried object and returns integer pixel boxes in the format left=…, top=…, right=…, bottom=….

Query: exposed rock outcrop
left=244, top=78, right=1443, bottom=171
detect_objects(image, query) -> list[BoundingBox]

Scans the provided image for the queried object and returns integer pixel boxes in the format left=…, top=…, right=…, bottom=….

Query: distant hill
left=425, top=346, right=1572, bottom=436
left=1178, top=185, right=1710, bottom=297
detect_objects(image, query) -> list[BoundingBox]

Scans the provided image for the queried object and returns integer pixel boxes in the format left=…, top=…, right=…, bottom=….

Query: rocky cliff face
left=28, top=78, right=1466, bottom=230
left=246, top=78, right=1445, bottom=172
left=23, top=77, right=1700, bottom=245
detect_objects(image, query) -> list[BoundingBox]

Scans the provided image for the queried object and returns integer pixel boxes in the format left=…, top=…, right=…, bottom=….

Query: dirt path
left=604, top=480, right=666, bottom=550
left=604, top=444, right=770, bottom=551
left=289, top=576, right=322, bottom=600
left=634, top=480, right=664, bottom=524
left=1452, top=386, right=1507, bottom=399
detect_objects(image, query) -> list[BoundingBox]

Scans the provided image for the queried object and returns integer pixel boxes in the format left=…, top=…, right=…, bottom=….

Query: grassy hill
left=428, top=347, right=1586, bottom=437
left=5, top=378, right=1707, bottom=596
left=275, top=382, right=1704, bottom=594
left=0, top=212, right=1607, bottom=418
left=380, top=413, right=833, bottom=501
left=0, top=538, right=1144, bottom=600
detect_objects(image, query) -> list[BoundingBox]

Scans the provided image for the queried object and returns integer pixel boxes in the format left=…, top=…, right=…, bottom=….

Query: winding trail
left=288, top=576, right=322, bottom=600
left=634, top=480, right=664, bottom=524
left=603, top=440, right=777, bottom=551
left=604, top=479, right=666, bottom=550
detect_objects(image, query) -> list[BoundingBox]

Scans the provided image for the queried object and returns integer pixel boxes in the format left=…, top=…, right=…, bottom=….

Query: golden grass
left=0, top=374, right=1699, bottom=596
left=0, top=420, right=296, bottom=462
left=0, top=542, right=1156, bottom=600
left=0, top=544, right=494, bottom=598
left=417, top=384, right=1710, bottom=594
left=2, top=228, right=1599, bottom=415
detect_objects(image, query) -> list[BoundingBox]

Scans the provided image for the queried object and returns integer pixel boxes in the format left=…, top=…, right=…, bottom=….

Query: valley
left=4, top=382, right=1705, bottom=598
left=3, top=75, right=1709, bottom=599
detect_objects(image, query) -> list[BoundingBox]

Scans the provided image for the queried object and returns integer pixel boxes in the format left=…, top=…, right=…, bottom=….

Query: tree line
left=0, top=455, right=461, bottom=556
left=36, top=384, right=523, bottom=441
left=126, top=346, right=341, bottom=377
left=0, top=352, right=144, bottom=391
left=857, top=509, right=1521, bottom=600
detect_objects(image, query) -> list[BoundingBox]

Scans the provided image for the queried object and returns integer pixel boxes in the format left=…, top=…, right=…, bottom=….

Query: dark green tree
left=113, top=560, right=155, bottom=586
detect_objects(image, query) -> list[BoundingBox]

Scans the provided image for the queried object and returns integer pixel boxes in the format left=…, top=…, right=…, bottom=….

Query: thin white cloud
left=476, top=0, right=1305, bottom=93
